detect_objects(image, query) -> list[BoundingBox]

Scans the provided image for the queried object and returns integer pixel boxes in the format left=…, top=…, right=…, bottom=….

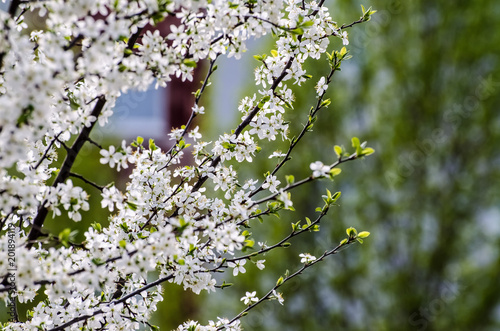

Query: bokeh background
left=1, top=0, right=499, bottom=330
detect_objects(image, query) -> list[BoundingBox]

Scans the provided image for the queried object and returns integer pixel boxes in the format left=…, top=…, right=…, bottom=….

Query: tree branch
left=8, top=0, right=21, bottom=18
left=69, top=172, right=105, bottom=191
left=219, top=237, right=359, bottom=330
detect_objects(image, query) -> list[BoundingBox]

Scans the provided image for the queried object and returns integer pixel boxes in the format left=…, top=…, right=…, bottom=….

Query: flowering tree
left=0, top=0, right=376, bottom=329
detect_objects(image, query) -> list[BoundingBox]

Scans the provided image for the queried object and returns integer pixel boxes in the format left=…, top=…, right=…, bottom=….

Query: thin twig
left=33, top=133, right=62, bottom=170
left=69, top=172, right=105, bottom=191
left=227, top=207, right=329, bottom=263
left=219, top=237, right=359, bottom=330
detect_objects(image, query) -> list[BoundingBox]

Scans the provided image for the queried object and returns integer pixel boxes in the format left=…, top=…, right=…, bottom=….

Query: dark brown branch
left=69, top=172, right=104, bottom=191
left=47, top=274, right=174, bottom=331
left=8, top=0, right=21, bottom=18
left=33, top=133, right=62, bottom=170
left=26, top=96, right=106, bottom=248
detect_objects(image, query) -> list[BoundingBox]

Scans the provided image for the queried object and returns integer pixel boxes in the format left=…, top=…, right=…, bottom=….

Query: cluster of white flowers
left=310, top=160, right=331, bottom=178
left=0, top=0, right=373, bottom=329
left=299, top=252, right=317, bottom=264
left=99, top=141, right=133, bottom=171
left=42, top=180, right=90, bottom=222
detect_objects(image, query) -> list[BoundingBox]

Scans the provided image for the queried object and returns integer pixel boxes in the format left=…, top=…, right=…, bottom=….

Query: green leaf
left=119, top=222, right=129, bottom=232
left=346, top=227, right=357, bottom=237
left=351, top=137, right=363, bottom=155
left=221, top=281, right=233, bottom=289
left=244, top=239, right=255, bottom=248
left=222, top=141, right=236, bottom=152
left=183, top=59, right=197, bottom=68
left=320, top=99, right=331, bottom=108
left=149, top=138, right=157, bottom=151
left=352, top=136, right=360, bottom=149
left=151, top=12, right=164, bottom=24
left=253, top=54, right=263, bottom=61
left=91, top=222, right=102, bottom=232
left=334, top=145, right=343, bottom=158
left=361, top=147, right=375, bottom=156
left=276, top=276, right=284, bottom=286
left=118, top=240, right=127, bottom=248
left=258, top=95, right=271, bottom=108
left=285, top=175, right=295, bottom=184
left=290, top=27, right=304, bottom=35
left=58, top=228, right=71, bottom=245
left=329, top=168, right=342, bottom=178
left=357, top=231, right=371, bottom=239
left=126, top=201, right=137, bottom=211
left=270, top=49, right=278, bottom=57
left=340, top=238, right=348, bottom=245
left=91, top=258, right=105, bottom=266
left=301, top=20, right=314, bottom=27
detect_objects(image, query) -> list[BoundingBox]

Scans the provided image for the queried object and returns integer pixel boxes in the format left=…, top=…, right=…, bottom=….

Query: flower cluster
left=310, top=160, right=331, bottom=178
left=299, top=253, right=317, bottom=264
left=0, top=0, right=375, bottom=330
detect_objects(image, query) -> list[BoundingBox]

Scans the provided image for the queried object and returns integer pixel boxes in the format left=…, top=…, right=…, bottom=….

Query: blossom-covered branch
left=0, top=1, right=376, bottom=330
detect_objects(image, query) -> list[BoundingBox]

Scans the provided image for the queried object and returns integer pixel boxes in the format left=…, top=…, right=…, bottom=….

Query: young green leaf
left=334, top=145, right=343, bottom=158
left=346, top=227, right=357, bottom=237
left=361, top=147, right=375, bottom=156
left=357, top=231, right=371, bottom=239
left=329, top=168, right=342, bottom=179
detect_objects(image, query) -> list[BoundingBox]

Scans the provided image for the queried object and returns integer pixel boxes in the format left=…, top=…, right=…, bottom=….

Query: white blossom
left=310, top=161, right=330, bottom=178
left=299, top=253, right=317, bottom=264
left=240, top=291, right=259, bottom=305
left=315, top=76, right=328, bottom=95
left=228, top=259, right=247, bottom=276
